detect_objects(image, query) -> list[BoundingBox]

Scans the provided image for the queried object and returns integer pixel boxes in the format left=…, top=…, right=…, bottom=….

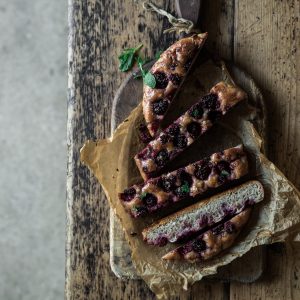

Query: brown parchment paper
left=80, top=62, right=300, bottom=299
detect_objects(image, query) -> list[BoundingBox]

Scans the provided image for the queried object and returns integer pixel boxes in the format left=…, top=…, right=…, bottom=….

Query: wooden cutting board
left=109, top=58, right=267, bottom=281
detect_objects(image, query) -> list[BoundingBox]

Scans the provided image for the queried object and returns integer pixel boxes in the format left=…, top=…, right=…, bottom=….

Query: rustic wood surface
left=66, top=0, right=300, bottom=299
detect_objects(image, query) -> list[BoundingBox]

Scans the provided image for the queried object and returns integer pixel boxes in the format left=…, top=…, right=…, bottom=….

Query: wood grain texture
left=66, top=0, right=232, bottom=299
left=175, top=0, right=202, bottom=25
left=66, top=0, right=299, bottom=299
left=230, top=0, right=300, bottom=299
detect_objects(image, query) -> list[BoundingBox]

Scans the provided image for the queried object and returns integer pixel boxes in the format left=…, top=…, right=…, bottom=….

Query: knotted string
left=142, top=1, right=200, bottom=34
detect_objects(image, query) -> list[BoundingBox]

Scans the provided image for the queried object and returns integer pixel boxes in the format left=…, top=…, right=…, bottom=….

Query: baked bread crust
left=143, top=33, right=208, bottom=137
left=119, top=145, right=248, bottom=218
left=136, top=82, right=247, bottom=180
left=162, top=207, right=252, bottom=262
left=142, top=180, right=264, bottom=245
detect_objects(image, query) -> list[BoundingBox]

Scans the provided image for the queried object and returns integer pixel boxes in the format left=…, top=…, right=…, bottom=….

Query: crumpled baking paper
left=80, top=61, right=300, bottom=299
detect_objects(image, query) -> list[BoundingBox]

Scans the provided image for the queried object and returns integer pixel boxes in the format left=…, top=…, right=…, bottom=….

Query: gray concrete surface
left=0, top=1, right=67, bottom=299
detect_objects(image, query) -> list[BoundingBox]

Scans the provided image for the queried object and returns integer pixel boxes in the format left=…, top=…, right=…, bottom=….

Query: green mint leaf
left=144, top=72, right=156, bottom=88
left=131, top=205, right=139, bottom=212
left=137, top=56, right=147, bottom=77
left=220, top=170, right=230, bottom=177
left=136, top=55, right=156, bottom=87
left=140, top=192, right=147, bottom=200
left=118, top=44, right=143, bottom=72
left=119, top=52, right=135, bottom=72
left=191, top=109, right=200, bottom=118
left=180, top=181, right=190, bottom=194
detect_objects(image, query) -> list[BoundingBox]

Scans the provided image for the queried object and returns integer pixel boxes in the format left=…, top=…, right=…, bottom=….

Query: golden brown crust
left=162, top=207, right=252, bottom=262
left=134, top=156, right=147, bottom=181
left=210, top=82, right=247, bottom=112
left=142, top=180, right=263, bottom=238
left=143, top=33, right=208, bottom=136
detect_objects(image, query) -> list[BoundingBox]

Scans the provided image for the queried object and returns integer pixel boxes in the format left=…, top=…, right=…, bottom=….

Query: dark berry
left=142, top=193, right=157, bottom=208
left=217, top=161, right=231, bottom=172
left=170, top=63, right=177, bottom=71
left=194, top=161, right=212, bottom=180
left=187, top=122, right=201, bottom=138
left=137, top=147, right=151, bottom=160
left=174, top=180, right=190, bottom=198
left=132, top=206, right=147, bottom=217
left=168, top=73, right=182, bottom=86
left=155, top=236, right=168, bottom=247
left=120, top=187, right=136, bottom=202
left=166, top=124, right=180, bottom=136
left=192, top=239, right=207, bottom=253
left=159, top=134, right=170, bottom=144
left=173, top=134, right=187, bottom=148
left=138, top=124, right=152, bottom=143
left=216, top=161, right=231, bottom=183
left=154, top=149, right=169, bottom=166
left=207, top=110, right=222, bottom=122
left=199, top=215, right=208, bottom=227
left=153, top=72, right=169, bottom=89
left=201, top=94, right=219, bottom=110
left=222, top=204, right=236, bottom=216
left=224, top=222, right=236, bottom=234
left=244, top=199, right=255, bottom=207
left=188, top=103, right=203, bottom=119
left=150, top=120, right=159, bottom=134
left=152, top=98, right=169, bottom=115
left=158, top=175, right=176, bottom=192
left=178, top=170, right=193, bottom=186
left=212, top=224, right=224, bottom=235
left=174, top=187, right=187, bottom=197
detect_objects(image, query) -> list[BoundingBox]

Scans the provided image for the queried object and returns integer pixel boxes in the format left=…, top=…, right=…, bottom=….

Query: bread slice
left=143, top=33, right=208, bottom=137
left=119, top=145, right=248, bottom=218
left=142, top=180, right=264, bottom=246
left=162, top=207, right=252, bottom=262
left=137, top=81, right=247, bottom=180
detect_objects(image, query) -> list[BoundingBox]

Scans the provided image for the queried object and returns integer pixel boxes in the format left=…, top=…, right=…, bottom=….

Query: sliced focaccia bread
left=143, top=33, right=208, bottom=137
left=162, top=207, right=252, bottom=262
left=142, top=180, right=263, bottom=246
left=136, top=82, right=247, bottom=180
left=119, top=145, right=248, bottom=218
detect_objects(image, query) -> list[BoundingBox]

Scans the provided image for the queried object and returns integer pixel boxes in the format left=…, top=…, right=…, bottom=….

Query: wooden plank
left=66, top=0, right=236, bottom=299
left=200, top=0, right=235, bottom=60
left=231, top=243, right=300, bottom=300
left=231, top=0, right=300, bottom=299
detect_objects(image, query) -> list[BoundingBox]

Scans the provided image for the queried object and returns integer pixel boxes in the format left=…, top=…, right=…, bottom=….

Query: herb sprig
left=180, top=181, right=190, bottom=194
left=220, top=170, right=230, bottom=177
left=118, top=45, right=163, bottom=88
left=140, top=192, right=147, bottom=200
left=137, top=57, right=156, bottom=88
left=118, top=44, right=143, bottom=72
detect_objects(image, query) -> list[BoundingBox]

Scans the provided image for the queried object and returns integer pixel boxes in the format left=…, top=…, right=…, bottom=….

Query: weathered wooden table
left=66, top=1, right=300, bottom=299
